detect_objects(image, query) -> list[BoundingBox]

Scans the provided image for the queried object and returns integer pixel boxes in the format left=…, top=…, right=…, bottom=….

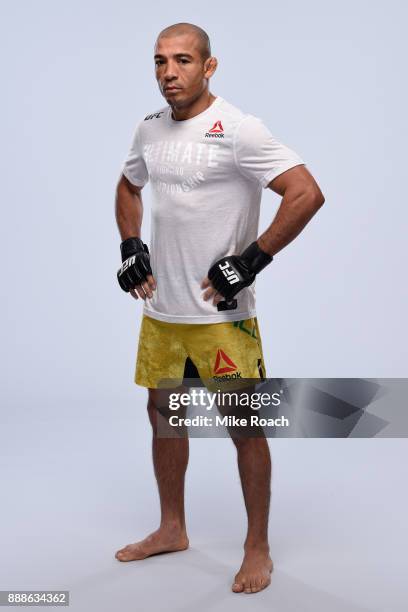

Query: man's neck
left=171, top=91, right=216, bottom=121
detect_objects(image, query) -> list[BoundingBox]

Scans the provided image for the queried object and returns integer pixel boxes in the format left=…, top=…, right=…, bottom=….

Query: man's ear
left=204, top=56, right=218, bottom=78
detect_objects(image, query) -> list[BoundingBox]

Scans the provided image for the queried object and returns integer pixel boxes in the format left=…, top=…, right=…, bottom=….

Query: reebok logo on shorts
left=214, top=349, right=236, bottom=374
left=213, top=349, right=242, bottom=381
left=205, top=120, right=224, bottom=138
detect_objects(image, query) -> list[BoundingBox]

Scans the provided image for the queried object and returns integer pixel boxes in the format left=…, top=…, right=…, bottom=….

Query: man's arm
left=115, top=174, right=156, bottom=300
left=258, top=164, right=325, bottom=256
left=201, top=164, right=325, bottom=305
left=115, top=173, right=144, bottom=240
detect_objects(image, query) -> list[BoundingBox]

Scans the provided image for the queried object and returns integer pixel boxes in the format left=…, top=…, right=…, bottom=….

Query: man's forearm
left=115, top=176, right=144, bottom=240
left=258, top=188, right=324, bottom=257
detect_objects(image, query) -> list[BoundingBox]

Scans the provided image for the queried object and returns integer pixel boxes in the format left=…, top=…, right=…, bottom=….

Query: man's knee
left=147, top=392, right=158, bottom=431
left=147, top=387, right=188, bottom=436
left=147, top=389, right=169, bottom=432
left=230, top=435, right=268, bottom=452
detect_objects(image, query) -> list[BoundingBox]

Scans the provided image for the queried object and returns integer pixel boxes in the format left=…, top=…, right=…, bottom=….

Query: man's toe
left=116, top=546, right=133, bottom=561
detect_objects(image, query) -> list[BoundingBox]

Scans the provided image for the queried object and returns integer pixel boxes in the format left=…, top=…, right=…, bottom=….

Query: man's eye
left=155, top=58, right=189, bottom=66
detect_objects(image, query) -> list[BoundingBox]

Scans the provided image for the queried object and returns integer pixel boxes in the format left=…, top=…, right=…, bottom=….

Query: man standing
left=114, top=22, right=324, bottom=594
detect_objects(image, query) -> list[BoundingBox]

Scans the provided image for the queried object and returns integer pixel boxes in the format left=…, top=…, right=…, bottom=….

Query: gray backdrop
left=1, top=1, right=407, bottom=611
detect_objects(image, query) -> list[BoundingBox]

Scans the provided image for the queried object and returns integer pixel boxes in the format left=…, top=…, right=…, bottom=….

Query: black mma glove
left=117, top=237, right=152, bottom=292
left=208, top=241, right=273, bottom=302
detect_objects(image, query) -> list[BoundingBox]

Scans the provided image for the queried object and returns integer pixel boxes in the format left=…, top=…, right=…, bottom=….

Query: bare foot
left=232, top=546, right=274, bottom=594
left=115, top=525, right=189, bottom=562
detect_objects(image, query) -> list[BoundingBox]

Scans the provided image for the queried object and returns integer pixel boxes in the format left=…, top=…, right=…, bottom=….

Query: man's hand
left=117, top=237, right=157, bottom=300
left=201, top=241, right=273, bottom=304
left=129, top=281, right=156, bottom=300
left=201, top=277, right=225, bottom=306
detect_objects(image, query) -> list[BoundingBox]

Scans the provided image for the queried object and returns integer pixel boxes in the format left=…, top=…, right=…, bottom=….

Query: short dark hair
left=156, top=22, right=211, bottom=61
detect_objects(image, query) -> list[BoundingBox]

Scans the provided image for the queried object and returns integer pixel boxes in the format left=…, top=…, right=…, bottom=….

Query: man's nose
left=163, top=61, right=178, bottom=80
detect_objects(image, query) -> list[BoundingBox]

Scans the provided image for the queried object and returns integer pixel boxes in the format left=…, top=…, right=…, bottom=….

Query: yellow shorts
left=135, top=314, right=266, bottom=391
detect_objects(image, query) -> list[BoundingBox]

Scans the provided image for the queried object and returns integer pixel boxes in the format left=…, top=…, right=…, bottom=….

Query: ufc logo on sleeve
left=219, top=261, right=240, bottom=285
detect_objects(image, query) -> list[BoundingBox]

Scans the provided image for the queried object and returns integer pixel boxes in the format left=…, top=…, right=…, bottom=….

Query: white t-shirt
left=121, top=95, right=304, bottom=324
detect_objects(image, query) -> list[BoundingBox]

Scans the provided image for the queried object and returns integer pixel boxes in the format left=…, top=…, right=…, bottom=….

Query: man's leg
left=231, top=435, right=273, bottom=594
left=217, top=388, right=273, bottom=594
left=115, top=386, right=190, bottom=561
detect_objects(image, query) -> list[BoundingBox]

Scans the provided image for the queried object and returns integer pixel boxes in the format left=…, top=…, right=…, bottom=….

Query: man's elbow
left=305, top=182, right=325, bottom=210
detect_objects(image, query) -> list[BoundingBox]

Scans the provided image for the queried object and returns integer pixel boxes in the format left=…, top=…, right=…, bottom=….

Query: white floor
left=1, top=402, right=407, bottom=612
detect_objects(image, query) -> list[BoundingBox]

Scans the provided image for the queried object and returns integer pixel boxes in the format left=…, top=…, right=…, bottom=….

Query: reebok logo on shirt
left=205, top=120, right=224, bottom=138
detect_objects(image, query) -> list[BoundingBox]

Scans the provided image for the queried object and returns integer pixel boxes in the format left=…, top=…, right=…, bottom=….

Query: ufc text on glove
left=207, top=241, right=273, bottom=302
left=117, top=237, right=152, bottom=292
